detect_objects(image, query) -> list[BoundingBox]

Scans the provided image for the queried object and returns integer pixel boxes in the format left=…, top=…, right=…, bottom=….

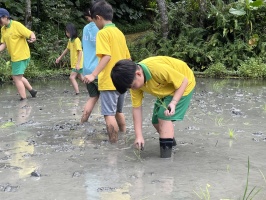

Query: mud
left=0, top=78, right=265, bottom=199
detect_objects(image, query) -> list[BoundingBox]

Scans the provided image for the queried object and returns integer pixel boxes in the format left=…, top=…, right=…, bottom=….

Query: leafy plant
left=242, top=157, right=261, bottom=200
left=193, top=184, right=211, bottom=200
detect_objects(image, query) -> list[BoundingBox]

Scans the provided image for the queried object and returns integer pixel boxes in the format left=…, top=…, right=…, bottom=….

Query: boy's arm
left=84, top=55, right=111, bottom=83
left=75, top=50, right=83, bottom=70
left=0, top=43, right=6, bottom=52
left=56, top=48, right=68, bottom=63
left=27, top=32, right=36, bottom=43
left=165, top=77, right=188, bottom=116
left=133, top=106, right=145, bottom=149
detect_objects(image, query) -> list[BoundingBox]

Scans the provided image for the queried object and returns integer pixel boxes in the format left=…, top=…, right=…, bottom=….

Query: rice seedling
left=193, top=184, right=211, bottom=200
left=228, top=128, right=236, bottom=139
left=242, top=157, right=261, bottom=200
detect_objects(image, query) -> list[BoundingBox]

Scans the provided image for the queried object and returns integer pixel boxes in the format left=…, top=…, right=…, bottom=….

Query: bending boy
left=111, top=56, right=196, bottom=158
left=84, top=0, right=131, bottom=143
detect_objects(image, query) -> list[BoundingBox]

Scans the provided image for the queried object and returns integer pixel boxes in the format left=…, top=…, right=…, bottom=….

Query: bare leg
left=158, top=119, right=174, bottom=138
left=115, top=112, right=126, bottom=133
left=21, top=77, right=32, bottom=91
left=104, top=115, right=119, bottom=143
left=69, top=72, right=79, bottom=94
left=77, top=73, right=84, bottom=82
left=81, top=96, right=99, bottom=124
left=12, top=75, right=27, bottom=99
left=153, top=123, right=159, bottom=132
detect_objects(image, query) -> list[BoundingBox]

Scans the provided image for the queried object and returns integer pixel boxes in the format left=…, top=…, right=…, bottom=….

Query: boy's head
left=90, top=0, right=113, bottom=29
left=0, top=8, right=10, bottom=26
left=111, top=59, right=145, bottom=94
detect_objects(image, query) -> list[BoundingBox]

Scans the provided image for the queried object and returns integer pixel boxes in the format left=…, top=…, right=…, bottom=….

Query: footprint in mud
left=0, top=184, right=19, bottom=192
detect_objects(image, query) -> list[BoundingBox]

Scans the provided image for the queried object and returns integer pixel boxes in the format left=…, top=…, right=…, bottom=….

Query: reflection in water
left=10, top=140, right=36, bottom=179
left=16, top=100, right=32, bottom=125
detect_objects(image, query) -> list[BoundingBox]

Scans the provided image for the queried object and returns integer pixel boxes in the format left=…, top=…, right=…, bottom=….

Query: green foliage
left=0, top=52, right=11, bottom=83
left=204, top=62, right=228, bottom=78
left=129, top=0, right=266, bottom=78
left=238, top=57, right=266, bottom=78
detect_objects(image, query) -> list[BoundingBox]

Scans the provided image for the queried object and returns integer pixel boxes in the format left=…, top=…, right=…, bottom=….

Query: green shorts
left=86, top=79, right=100, bottom=97
left=11, top=58, right=30, bottom=75
left=152, top=89, right=194, bottom=124
left=71, top=68, right=83, bottom=74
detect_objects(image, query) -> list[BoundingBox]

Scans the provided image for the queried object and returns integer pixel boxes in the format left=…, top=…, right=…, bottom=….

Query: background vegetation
left=0, top=0, right=266, bottom=82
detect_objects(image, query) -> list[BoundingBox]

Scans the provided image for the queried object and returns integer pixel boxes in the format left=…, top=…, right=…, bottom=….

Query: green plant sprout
left=193, top=184, right=211, bottom=200
left=242, top=157, right=261, bottom=200
left=262, top=104, right=266, bottom=112
left=0, top=121, right=15, bottom=128
left=228, top=128, right=236, bottom=139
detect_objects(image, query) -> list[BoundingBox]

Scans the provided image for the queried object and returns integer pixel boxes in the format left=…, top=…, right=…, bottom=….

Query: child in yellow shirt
left=56, top=23, right=84, bottom=95
left=111, top=56, right=196, bottom=158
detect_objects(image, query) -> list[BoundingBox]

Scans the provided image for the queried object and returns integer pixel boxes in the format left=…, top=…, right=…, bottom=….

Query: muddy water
left=0, top=78, right=265, bottom=200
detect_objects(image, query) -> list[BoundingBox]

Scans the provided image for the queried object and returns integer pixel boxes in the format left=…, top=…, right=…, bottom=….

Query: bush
left=238, top=57, right=266, bottom=78
left=204, top=62, right=228, bottom=78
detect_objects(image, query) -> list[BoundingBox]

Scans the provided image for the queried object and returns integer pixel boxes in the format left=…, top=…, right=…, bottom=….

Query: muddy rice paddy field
left=0, top=78, right=265, bottom=200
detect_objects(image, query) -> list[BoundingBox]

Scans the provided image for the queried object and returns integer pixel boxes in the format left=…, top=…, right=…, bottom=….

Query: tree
left=25, top=0, right=32, bottom=29
left=156, top=0, right=169, bottom=38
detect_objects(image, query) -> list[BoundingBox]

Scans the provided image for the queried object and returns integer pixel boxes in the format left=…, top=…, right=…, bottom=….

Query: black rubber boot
left=159, top=138, right=173, bottom=158
left=173, top=137, right=177, bottom=146
left=29, top=89, right=37, bottom=97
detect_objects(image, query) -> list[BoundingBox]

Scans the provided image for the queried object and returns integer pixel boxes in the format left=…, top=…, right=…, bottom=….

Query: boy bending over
left=111, top=56, right=196, bottom=158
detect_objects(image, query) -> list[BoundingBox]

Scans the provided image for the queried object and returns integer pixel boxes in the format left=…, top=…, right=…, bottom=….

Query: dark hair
left=84, top=7, right=91, bottom=17
left=65, top=23, right=78, bottom=40
left=90, top=0, right=113, bottom=21
left=111, top=59, right=138, bottom=94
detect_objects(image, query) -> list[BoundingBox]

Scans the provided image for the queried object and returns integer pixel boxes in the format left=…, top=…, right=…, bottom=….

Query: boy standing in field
left=111, top=56, right=196, bottom=158
left=80, top=8, right=99, bottom=124
left=84, top=0, right=131, bottom=143
left=0, top=8, right=37, bottom=100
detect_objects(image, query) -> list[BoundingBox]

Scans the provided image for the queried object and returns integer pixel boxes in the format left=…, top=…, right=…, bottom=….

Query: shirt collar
left=103, top=23, right=115, bottom=29
left=6, top=19, right=12, bottom=28
left=138, top=63, right=152, bottom=82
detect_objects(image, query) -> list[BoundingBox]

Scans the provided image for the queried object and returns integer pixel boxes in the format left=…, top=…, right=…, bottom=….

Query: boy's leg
left=101, top=91, right=123, bottom=143
left=69, top=71, right=79, bottom=94
left=115, top=92, right=126, bottom=133
left=158, top=119, right=174, bottom=138
left=12, top=75, right=27, bottom=99
left=81, top=80, right=100, bottom=124
left=115, top=112, right=126, bottom=133
left=81, top=96, right=99, bottom=123
left=22, top=77, right=37, bottom=97
left=104, top=115, right=119, bottom=143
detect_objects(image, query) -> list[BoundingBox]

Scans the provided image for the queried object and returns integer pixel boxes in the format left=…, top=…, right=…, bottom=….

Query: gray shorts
left=100, top=90, right=125, bottom=115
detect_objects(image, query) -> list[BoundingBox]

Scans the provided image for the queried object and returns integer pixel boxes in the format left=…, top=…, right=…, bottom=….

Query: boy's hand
left=76, top=65, right=80, bottom=70
left=55, top=57, right=61, bottom=64
left=134, top=137, right=144, bottom=150
left=164, top=102, right=176, bottom=116
left=83, top=74, right=95, bottom=83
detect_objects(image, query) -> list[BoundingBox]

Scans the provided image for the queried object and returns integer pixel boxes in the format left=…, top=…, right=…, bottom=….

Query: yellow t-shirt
left=130, top=56, right=196, bottom=107
left=96, top=23, right=130, bottom=91
left=1, top=20, right=32, bottom=62
left=67, top=37, right=83, bottom=69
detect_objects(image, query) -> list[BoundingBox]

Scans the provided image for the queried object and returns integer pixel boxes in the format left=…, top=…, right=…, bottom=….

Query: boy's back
left=96, top=23, right=130, bottom=91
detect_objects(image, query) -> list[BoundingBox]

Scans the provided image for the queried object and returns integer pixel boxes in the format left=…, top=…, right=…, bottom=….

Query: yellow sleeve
left=96, top=31, right=111, bottom=58
left=16, top=22, right=32, bottom=38
left=74, top=38, right=82, bottom=51
left=130, top=89, right=144, bottom=108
